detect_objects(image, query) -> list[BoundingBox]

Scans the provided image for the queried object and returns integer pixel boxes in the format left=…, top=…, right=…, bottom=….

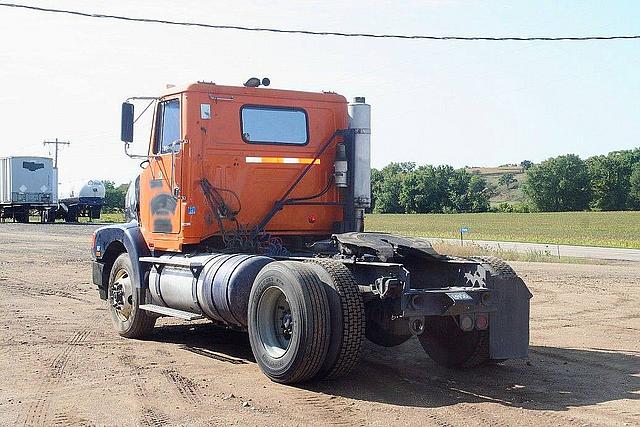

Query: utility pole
left=43, top=138, right=70, bottom=168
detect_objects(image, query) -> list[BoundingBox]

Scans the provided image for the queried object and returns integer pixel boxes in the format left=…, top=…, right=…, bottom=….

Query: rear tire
left=46, top=208, right=56, bottom=223
left=15, top=211, right=29, bottom=223
left=305, top=258, right=365, bottom=380
left=471, top=256, right=517, bottom=277
left=418, top=316, right=489, bottom=368
left=65, top=210, right=77, bottom=222
left=365, top=300, right=411, bottom=347
left=107, top=253, right=155, bottom=339
left=248, top=261, right=330, bottom=384
left=420, top=256, right=519, bottom=367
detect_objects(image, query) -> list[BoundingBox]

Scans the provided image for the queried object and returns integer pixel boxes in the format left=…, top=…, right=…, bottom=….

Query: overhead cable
left=1, top=2, right=639, bottom=42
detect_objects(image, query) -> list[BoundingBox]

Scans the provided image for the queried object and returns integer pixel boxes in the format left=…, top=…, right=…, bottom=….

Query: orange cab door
left=144, top=97, right=183, bottom=234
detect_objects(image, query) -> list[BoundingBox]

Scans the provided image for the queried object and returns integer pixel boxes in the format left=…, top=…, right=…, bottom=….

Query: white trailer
left=0, top=156, right=58, bottom=222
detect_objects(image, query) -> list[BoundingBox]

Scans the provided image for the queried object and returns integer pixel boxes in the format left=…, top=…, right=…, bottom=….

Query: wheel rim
left=256, top=286, right=293, bottom=358
left=109, top=268, right=133, bottom=322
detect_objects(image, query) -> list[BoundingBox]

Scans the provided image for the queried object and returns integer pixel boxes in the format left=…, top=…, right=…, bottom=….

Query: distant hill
left=465, top=165, right=527, bottom=206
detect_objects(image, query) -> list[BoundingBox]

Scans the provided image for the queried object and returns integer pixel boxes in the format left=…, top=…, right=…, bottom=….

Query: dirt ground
left=0, top=223, right=638, bottom=426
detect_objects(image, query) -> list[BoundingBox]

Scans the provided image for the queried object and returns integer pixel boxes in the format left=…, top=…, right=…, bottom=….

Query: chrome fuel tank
left=148, top=253, right=273, bottom=327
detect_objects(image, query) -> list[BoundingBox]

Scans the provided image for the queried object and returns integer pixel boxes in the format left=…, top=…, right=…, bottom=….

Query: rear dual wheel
left=248, top=261, right=330, bottom=384
left=247, top=260, right=365, bottom=384
left=305, top=259, right=365, bottom=379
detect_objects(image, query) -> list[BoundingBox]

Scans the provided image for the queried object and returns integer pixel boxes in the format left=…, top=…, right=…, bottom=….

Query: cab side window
left=155, top=99, right=181, bottom=154
left=241, top=106, right=308, bottom=145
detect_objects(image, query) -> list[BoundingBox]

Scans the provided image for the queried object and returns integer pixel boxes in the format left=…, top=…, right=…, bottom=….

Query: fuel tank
left=148, top=253, right=273, bottom=327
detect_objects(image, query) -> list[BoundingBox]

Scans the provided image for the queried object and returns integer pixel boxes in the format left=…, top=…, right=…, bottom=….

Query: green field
left=75, top=211, right=640, bottom=249
left=94, top=213, right=125, bottom=223
left=365, top=211, right=640, bottom=249
left=46, top=213, right=125, bottom=224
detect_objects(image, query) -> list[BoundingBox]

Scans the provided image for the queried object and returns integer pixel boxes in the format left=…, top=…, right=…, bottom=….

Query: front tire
left=248, top=261, right=330, bottom=384
left=107, top=253, right=155, bottom=339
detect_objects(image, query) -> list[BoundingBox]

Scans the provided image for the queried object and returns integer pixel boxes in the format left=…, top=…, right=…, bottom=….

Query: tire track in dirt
left=51, top=412, right=95, bottom=426
left=0, top=338, right=120, bottom=348
left=21, top=391, right=52, bottom=427
left=0, top=279, right=92, bottom=303
left=51, top=330, right=90, bottom=378
left=140, top=408, right=170, bottom=427
left=293, top=392, right=368, bottom=426
left=118, top=354, right=173, bottom=426
left=163, top=369, right=202, bottom=405
left=21, top=329, right=90, bottom=426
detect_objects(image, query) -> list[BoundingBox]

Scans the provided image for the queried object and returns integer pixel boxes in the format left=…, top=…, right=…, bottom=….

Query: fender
left=92, top=221, right=151, bottom=296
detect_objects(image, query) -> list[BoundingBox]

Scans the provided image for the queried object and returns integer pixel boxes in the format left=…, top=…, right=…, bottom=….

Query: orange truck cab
left=133, top=82, right=354, bottom=252
left=91, top=78, right=531, bottom=385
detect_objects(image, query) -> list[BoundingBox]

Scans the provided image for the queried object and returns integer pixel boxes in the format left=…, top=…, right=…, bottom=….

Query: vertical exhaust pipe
left=348, top=97, right=371, bottom=232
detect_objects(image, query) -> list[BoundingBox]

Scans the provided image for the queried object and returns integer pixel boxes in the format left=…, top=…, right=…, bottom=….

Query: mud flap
left=488, top=275, right=533, bottom=359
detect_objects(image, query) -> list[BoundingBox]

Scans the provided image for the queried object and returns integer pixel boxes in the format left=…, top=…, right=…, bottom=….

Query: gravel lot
left=0, top=223, right=638, bottom=426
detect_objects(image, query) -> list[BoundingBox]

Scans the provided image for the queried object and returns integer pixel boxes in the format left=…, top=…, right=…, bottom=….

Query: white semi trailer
left=0, top=157, right=106, bottom=223
left=0, top=156, right=58, bottom=223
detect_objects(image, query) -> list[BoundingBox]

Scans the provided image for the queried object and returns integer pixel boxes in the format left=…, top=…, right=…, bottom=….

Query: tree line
left=371, top=162, right=491, bottom=213
left=371, top=148, right=640, bottom=213
left=102, top=181, right=128, bottom=213
left=100, top=147, right=640, bottom=214
left=523, top=149, right=640, bottom=211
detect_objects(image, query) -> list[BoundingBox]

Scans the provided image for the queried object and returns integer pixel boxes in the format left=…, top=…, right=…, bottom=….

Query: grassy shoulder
left=93, top=212, right=125, bottom=223
left=430, top=241, right=606, bottom=265
left=366, top=211, right=640, bottom=249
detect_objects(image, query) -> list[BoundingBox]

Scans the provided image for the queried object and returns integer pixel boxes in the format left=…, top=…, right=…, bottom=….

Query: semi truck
left=0, top=156, right=58, bottom=222
left=91, top=79, right=532, bottom=384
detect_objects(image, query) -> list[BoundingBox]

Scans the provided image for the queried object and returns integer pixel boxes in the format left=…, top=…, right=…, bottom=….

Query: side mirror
left=121, top=102, right=134, bottom=143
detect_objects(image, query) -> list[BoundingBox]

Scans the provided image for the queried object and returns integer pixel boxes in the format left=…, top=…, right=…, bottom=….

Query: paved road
left=427, top=237, right=640, bottom=262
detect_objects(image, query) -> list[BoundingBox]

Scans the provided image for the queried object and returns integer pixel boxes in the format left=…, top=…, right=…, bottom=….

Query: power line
left=1, top=2, right=639, bottom=42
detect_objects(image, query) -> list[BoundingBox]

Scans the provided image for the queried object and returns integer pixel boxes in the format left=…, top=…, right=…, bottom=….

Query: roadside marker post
left=460, top=227, right=469, bottom=246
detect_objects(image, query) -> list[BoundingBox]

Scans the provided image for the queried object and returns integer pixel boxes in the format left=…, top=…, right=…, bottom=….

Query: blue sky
left=0, top=0, right=638, bottom=185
